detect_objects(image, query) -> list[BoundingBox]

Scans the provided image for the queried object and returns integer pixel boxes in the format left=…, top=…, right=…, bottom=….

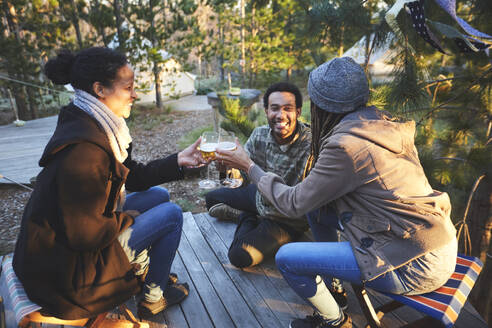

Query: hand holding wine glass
left=215, top=138, right=254, bottom=173
left=217, top=134, right=242, bottom=188
left=177, top=137, right=208, bottom=167
left=198, top=131, right=219, bottom=189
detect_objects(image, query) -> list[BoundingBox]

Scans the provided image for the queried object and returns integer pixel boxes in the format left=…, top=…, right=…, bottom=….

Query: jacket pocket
left=390, top=217, right=427, bottom=239
left=350, top=215, right=391, bottom=234
left=348, top=215, right=391, bottom=254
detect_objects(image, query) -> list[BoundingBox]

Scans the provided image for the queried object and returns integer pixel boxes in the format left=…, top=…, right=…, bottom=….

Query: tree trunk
left=91, top=0, right=109, bottom=46
left=467, top=139, right=492, bottom=324
left=11, top=84, right=30, bottom=120
left=240, top=0, right=245, bottom=75
left=69, top=0, right=83, bottom=49
left=466, top=176, right=492, bottom=262
left=338, top=25, right=344, bottom=57
left=469, top=238, right=492, bottom=325
left=218, top=14, right=224, bottom=82
left=113, top=0, right=124, bottom=52
left=2, top=2, right=31, bottom=120
left=153, top=64, right=162, bottom=109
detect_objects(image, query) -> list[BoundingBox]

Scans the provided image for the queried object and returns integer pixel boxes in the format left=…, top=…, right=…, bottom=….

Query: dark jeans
left=205, top=183, right=257, bottom=213
left=205, top=184, right=302, bottom=268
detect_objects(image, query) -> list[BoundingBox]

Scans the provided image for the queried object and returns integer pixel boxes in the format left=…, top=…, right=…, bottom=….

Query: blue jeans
left=118, top=186, right=183, bottom=302
left=276, top=207, right=412, bottom=323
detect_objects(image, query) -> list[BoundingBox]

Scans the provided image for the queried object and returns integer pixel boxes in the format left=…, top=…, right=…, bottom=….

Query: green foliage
left=174, top=198, right=195, bottom=212
left=219, top=96, right=256, bottom=141
left=194, top=76, right=228, bottom=95
left=386, top=49, right=431, bottom=115
left=299, top=101, right=311, bottom=124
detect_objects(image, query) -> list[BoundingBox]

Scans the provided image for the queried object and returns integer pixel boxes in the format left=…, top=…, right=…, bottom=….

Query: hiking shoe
left=332, top=289, right=348, bottom=311
left=208, top=203, right=242, bottom=223
left=290, top=312, right=352, bottom=328
left=137, top=282, right=189, bottom=317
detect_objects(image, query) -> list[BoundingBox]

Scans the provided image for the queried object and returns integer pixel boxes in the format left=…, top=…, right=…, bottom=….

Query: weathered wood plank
left=194, top=213, right=284, bottom=328
left=167, top=251, right=209, bottom=328
left=0, top=115, right=57, bottom=185
left=178, top=218, right=234, bottom=328
left=203, top=213, right=302, bottom=327
left=182, top=212, right=262, bottom=328
left=259, top=261, right=312, bottom=317
left=207, top=213, right=406, bottom=327
left=162, top=254, right=189, bottom=328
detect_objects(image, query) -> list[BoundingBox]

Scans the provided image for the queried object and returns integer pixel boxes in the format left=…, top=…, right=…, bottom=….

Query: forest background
left=0, top=0, right=491, bottom=323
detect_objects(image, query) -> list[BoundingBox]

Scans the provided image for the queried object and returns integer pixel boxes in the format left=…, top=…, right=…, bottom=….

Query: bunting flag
left=434, top=0, right=492, bottom=39
left=385, top=0, right=416, bottom=53
left=405, top=0, right=447, bottom=54
left=429, top=20, right=491, bottom=53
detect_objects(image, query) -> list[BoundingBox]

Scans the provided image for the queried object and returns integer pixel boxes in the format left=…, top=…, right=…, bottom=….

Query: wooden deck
left=111, top=212, right=486, bottom=328
left=0, top=116, right=57, bottom=185
left=1, top=212, right=487, bottom=327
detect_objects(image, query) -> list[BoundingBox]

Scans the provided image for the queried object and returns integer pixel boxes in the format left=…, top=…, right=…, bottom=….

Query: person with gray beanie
left=215, top=57, right=457, bottom=328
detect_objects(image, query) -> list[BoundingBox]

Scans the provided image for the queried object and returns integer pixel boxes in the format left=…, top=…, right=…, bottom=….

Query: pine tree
left=126, top=0, right=198, bottom=109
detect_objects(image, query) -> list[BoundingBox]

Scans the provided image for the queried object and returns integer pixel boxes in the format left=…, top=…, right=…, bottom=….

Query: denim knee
left=165, top=203, right=183, bottom=230
left=148, top=186, right=170, bottom=203
left=275, top=243, right=297, bottom=273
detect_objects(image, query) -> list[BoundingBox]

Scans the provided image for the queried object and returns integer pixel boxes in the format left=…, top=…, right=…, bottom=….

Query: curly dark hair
left=263, top=82, right=303, bottom=109
left=44, top=47, right=127, bottom=96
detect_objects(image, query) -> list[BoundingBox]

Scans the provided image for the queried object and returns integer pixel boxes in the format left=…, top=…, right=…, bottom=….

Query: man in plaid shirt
left=206, top=82, right=311, bottom=268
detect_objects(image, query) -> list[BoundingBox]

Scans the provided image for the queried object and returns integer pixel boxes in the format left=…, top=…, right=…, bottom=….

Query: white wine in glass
left=217, top=134, right=242, bottom=188
left=198, top=131, right=219, bottom=189
left=200, top=142, right=218, bottom=161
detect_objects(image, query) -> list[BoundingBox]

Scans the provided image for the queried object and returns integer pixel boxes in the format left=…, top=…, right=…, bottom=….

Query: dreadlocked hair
left=304, top=102, right=347, bottom=176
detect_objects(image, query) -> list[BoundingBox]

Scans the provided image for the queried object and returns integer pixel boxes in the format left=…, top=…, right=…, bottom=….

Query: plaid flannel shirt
left=244, top=122, right=311, bottom=230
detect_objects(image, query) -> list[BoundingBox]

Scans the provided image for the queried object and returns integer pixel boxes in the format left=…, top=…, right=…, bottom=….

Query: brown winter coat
left=250, top=106, right=457, bottom=282
left=13, top=104, right=183, bottom=319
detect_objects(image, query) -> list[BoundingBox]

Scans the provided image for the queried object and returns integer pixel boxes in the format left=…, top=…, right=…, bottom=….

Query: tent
left=343, top=34, right=397, bottom=82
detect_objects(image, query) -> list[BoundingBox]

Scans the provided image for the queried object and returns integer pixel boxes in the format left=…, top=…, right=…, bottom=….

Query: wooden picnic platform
left=0, top=115, right=57, bottom=185
left=1, top=212, right=488, bottom=327
left=106, top=212, right=486, bottom=328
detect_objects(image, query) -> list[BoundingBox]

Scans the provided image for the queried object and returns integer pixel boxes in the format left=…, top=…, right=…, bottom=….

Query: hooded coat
left=250, top=106, right=457, bottom=282
left=13, top=103, right=183, bottom=319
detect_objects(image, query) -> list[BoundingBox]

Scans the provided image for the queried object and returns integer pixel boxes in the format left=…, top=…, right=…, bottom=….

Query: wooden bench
left=0, top=254, right=148, bottom=328
left=352, top=254, right=483, bottom=328
left=18, top=304, right=148, bottom=328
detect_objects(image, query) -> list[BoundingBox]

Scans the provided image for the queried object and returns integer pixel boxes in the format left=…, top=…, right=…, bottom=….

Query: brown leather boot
left=137, top=282, right=189, bottom=317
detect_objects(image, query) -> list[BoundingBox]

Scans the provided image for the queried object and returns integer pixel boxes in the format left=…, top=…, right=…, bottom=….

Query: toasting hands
left=215, top=139, right=254, bottom=173
left=177, top=137, right=208, bottom=167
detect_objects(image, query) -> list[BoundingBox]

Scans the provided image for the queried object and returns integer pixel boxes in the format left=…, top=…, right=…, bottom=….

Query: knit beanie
left=308, top=57, right=369, bottom=113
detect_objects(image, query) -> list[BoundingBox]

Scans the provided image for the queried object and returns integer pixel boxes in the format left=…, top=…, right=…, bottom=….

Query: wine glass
left=198, top=131, right=219, bottom=189
left=217, top=133, right=242, bottom=188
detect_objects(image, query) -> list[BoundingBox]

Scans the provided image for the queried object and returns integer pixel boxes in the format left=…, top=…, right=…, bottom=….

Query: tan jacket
left=250, top=106, right=456, bottom=282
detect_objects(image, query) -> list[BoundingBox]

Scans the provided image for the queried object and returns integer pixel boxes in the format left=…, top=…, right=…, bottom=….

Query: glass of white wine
left=217, top=133, right=242, bottom=188
left=198, top=131, right=219, bottom=189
